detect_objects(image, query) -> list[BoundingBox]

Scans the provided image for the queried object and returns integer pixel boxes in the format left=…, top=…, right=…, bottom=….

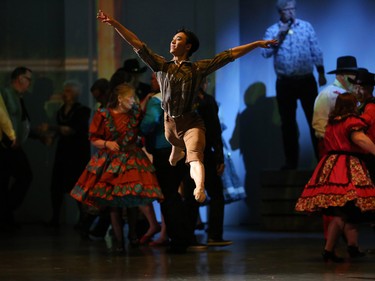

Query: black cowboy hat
left=327, top=56, right=358, bottom=74
left=348, top=68, right=375, bottom=86
left=122, top=58, right=147, bottom=73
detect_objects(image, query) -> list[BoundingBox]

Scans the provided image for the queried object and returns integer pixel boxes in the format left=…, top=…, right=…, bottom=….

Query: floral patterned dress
left=70, top=105, right=163, bottom=208
left=295, top=115, right=375, bottom=215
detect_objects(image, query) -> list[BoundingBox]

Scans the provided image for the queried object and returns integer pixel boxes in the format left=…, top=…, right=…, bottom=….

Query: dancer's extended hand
left=97, top=10, right=115, bottom=26
left=259, top=39, right=278, bottom=48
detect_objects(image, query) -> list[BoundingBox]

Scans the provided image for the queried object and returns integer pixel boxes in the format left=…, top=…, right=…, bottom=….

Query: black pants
left=0, top=145, right=33, bottom=225
left=204, top=151, right=225, bottom=240
left=49, top=156, right=85, bottom=225
left=152, top=147, right=191, bottom=250
left=276, top=74, right=319, bottom=168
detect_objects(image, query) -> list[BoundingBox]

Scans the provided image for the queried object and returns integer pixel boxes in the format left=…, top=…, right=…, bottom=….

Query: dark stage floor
left=0, top=223, right=374, bottom=281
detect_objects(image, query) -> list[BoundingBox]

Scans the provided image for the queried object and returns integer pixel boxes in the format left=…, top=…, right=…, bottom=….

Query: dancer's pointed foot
left=169, top=147, right=185, bottom=166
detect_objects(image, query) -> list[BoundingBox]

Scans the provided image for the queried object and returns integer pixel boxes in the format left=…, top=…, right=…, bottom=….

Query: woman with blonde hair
left=71, top=83, right=163, bottom=252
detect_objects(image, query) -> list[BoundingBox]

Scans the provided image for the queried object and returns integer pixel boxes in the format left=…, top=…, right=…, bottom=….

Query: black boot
left=322, top=250, right=345, bottom=263
left=347, top=246, right=366, bottom=258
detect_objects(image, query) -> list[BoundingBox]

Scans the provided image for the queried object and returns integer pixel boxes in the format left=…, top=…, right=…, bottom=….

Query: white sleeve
left=312, top=91, right=330, bottom=138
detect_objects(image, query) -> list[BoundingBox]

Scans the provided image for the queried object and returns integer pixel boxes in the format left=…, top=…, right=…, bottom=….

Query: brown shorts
left=164, top=112, right=206, bottom=163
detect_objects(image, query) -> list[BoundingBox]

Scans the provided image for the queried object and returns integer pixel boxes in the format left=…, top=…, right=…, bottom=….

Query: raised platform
left=260, top=170, right=322, bottom=232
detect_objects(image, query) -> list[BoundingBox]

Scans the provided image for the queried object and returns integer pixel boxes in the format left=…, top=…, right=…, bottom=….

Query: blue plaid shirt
left=262, top=19, right=324, bottom=77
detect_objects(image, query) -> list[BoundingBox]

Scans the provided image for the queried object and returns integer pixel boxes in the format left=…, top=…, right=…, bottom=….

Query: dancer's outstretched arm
left=98, top=9, right=277, bottom=59
left=231, top=39, right=278, bottom=59
left=97, top=10, right=143, bottom=50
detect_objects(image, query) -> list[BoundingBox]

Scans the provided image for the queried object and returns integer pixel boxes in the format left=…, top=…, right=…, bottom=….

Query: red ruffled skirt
left=295, top=154, right=375, bottom=213
left=70, top=147, right=163, bottom=208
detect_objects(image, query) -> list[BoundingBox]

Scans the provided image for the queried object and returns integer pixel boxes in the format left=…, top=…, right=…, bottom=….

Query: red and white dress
left=70, top=106, right=163, bottom=208
left=295, top=114, right=375, bottom=217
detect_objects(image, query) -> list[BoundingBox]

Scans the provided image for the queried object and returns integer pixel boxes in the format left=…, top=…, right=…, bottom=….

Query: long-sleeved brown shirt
left=137, top=44, right=233, bottom=117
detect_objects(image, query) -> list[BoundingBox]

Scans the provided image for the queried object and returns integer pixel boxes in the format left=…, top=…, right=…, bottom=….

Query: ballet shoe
left=194, top=188, right=206, bottom=203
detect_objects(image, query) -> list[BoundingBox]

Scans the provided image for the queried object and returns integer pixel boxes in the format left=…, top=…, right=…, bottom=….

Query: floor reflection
left=0, top=224, right=374, bottom=280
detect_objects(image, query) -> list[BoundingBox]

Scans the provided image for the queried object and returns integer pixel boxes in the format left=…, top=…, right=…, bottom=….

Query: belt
left=277, top=73, right=313, bottom=81
left=169, top=111, right=197, bottom=119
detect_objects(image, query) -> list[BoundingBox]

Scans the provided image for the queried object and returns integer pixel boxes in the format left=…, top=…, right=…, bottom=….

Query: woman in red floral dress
left=295, top=93, right=375, bottom=262
left=71, top=83, right=163, bottom=252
